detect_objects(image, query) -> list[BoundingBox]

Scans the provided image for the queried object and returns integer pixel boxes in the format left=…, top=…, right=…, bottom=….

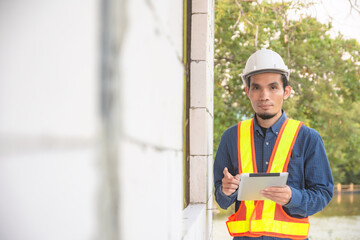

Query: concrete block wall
left=0, top=0, right=215, bottom=239
left=119, top=0, right=184, bottom=238
left=0, top=0, right=184, bottom=239
left=0, top=1, right=99, bottom=239
left=183, top=0, right=215, bottom=239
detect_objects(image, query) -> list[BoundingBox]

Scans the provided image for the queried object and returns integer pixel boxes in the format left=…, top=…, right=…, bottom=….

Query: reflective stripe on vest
left=226, top=118, right=309, bottom=239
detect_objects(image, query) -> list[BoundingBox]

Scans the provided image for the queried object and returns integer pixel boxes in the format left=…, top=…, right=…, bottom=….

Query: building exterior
left=0, top=0, right=214, bottom=239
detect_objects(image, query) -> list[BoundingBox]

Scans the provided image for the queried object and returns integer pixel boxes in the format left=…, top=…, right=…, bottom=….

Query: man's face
left=245, top=72, right=291, bottom=121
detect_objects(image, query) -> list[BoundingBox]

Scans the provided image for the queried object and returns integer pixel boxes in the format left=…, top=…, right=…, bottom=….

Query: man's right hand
left=222, top=167, right=240, bottom=196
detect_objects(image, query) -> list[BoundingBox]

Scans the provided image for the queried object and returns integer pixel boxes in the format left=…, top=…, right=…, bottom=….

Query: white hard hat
left=241, top=48, right=290, bottom=85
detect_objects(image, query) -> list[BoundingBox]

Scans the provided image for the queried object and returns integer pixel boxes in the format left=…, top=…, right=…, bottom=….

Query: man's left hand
left=260, top=185, right=292, bottom=206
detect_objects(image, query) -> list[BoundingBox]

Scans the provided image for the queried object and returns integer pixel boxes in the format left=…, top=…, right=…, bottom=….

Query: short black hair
left=246, top=74, right=289, bottom=89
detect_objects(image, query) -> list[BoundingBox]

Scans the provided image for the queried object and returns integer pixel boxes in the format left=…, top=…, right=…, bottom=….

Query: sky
left=310, top=0, right=360, bottom=42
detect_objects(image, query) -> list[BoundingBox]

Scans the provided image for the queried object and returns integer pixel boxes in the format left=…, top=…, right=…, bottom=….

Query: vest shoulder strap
left=268, top=119, right=303, bottom=173
left=237, top=118, right=303, bottom=174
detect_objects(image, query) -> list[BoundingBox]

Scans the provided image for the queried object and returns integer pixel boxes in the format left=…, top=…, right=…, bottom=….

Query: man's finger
left=223, top=181, right=239, bottom=188
left=222, top=177, right=240, bottom=185
left=260, top=191, right=282, bottom=198
left=263, top=186, right=287, bottom=192
left=223, top=167, right=233, bottom=178
left=260, top=186, right=292, bottom=205
left=223, top=186, right=239, bottom=193
left=223, top=185, right=239, bottom=191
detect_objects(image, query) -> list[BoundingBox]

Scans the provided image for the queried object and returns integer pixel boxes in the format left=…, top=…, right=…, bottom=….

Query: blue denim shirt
left=213, top=111, right=334, bottom=240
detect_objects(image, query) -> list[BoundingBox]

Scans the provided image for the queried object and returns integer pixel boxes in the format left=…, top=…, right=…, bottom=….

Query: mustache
left=257, top=103, right=273, bottom=107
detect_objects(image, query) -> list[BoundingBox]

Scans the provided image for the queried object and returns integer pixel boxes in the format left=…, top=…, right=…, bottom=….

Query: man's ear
left=245, top=86, right=249, bottom=97
left=283, top=85, right=292, bottom=100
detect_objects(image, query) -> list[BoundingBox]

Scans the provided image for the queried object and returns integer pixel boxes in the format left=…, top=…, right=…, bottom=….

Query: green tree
left=214, top=0, right=360, bottom=184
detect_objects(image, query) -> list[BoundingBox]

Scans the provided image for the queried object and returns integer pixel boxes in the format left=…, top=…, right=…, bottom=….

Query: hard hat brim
left=245, top=69, right=289, bottom=79
left=241, top=69, right=290, bottom=85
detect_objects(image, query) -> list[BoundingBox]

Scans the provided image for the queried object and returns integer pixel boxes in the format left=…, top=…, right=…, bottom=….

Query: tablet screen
left=237, top=172, right=289, bottom=201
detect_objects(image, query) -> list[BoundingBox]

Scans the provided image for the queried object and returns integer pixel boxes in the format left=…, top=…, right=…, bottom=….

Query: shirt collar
left=253, top=111, right=287, bottom=136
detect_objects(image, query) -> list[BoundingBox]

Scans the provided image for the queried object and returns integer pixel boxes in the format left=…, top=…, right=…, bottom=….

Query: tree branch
left=348, top=0, right=360, bottom=14
left=233, top=0, right=242, bottom=30
left=255, top=25, right=259, bottom=49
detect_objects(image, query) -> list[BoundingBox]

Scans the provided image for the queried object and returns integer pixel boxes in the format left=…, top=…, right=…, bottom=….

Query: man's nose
left=260, top=89, right=270, bottom=100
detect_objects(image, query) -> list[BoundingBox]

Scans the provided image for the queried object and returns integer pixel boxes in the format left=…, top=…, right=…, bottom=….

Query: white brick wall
left=119, top=0, right=184, bottom=239
left=0, top=0, right=215, bottom=239
left=183, top=0, right=215, bottom=238
left=120, top=0, right=183, bottom=150
left=189, top=0, right=214, bottom=201
left=0, top=1, right=99, bottom=239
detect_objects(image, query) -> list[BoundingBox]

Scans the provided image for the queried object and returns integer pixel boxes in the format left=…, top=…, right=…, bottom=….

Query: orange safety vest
left=226, top=118, right=309, bottom=239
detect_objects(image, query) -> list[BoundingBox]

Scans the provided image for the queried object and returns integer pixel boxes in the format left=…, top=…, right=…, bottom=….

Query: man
left=213, top=49, right=334, bottom=240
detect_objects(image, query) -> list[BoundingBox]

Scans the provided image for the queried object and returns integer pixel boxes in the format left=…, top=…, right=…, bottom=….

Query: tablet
left=237, top=172, right=289, bottom=201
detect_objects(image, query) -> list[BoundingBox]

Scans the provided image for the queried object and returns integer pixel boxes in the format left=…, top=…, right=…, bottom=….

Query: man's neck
left=256, top=111, right=282, bottom=128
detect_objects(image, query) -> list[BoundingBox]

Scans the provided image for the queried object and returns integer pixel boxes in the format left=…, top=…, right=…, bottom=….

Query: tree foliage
left=214, top=0, right=360, bottom=184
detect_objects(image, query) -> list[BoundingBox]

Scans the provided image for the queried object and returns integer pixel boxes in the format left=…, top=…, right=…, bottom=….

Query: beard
left=257, top=112, right=277, bottom=120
